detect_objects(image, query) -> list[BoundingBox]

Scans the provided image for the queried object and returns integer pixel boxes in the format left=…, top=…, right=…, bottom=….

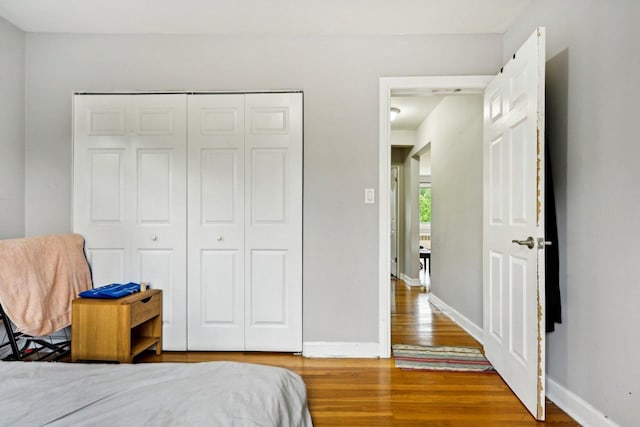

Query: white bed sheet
left=0, top=361, right=312, bottom=426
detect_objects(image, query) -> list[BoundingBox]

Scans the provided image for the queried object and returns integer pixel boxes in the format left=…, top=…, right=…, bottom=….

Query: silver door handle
left=512, top=236, right=535, bottom=249
left=537, top=238, right=552, bottom=249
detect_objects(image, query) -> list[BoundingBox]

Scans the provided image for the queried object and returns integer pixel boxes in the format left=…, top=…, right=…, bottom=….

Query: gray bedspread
left=0, top=361, right=312, bottom=426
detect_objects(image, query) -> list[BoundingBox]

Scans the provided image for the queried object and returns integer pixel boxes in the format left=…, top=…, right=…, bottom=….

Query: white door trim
left=378, top=75, right=493, bottom=358
left=390, top=165, right=399, bottom=278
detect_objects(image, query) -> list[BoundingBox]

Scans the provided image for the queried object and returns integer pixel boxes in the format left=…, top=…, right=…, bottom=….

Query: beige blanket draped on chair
left=0, top=234, right=92, bottom=336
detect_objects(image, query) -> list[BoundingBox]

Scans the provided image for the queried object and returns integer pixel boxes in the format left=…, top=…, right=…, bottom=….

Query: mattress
left=0, top=361, right=312, bottom=426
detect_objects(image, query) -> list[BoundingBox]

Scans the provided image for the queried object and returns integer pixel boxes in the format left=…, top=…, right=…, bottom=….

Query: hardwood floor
left=137, top=279, right=578, bottom=426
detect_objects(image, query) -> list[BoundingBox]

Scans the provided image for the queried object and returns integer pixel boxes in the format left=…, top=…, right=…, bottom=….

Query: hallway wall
left=418, top=95, right=484, bottom=325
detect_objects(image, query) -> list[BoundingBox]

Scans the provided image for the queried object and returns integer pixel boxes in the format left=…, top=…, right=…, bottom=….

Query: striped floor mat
left=392, top=344, right=495, bottom=372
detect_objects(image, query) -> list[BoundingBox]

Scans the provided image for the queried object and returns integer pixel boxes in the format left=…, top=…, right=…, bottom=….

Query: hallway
left=391, top=276, right=482, bottom=348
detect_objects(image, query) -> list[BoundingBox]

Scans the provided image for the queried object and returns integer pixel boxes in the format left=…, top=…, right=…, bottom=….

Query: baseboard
left=399, top=273, right=421, bottom=287
left=303, top=342, right=380, bottom=358
left=546, top=376, right=619, bottom=427
left=427, top=293, right=484, bottom=345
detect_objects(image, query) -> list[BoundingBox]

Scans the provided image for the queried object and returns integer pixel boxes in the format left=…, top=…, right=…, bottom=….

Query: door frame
left=390, top=165, right=400, bottom=278
left=378, top=75, right=493, bottom=357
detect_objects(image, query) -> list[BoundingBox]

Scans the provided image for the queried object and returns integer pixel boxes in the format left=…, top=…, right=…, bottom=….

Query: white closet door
left=75, top=92, right=302, bottom=353
left=73, top=94, right=188, bottom=351
left=74, top=95, right=131, bottom=286
left=129, top=94, right=188, bottom=351
left=244, top=93, right=303, bottom=351
left=187, top=94, right=246, bottom=350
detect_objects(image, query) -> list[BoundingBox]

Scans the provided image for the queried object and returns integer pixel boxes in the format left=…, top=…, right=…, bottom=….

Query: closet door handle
left=216, top=236, right=223, bottom=241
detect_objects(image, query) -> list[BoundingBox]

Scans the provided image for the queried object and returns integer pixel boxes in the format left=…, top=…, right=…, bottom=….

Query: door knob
left=512, top=236, right=535, bottom=249
left=216, top=236, right=223, bottom=241
left=151, top=234, right=158, bottom=241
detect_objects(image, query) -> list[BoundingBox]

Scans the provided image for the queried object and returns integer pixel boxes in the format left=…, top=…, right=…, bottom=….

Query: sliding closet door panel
left=244, top=93, right=302, bottom=351
left=187, top=94, right=245, bottom=350
left=74, top=94, right=188, bottom=351
left=74, top=95, right=131, bottom=286
left=130, top=94, right=187, bottom=350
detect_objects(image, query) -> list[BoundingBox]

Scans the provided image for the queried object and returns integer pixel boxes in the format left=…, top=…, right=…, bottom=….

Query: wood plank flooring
left=137, top=279, right=578, bottom=426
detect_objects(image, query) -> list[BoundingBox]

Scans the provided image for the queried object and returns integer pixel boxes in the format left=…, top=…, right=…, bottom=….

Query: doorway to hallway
left=390, top=277, right=479, bottom=348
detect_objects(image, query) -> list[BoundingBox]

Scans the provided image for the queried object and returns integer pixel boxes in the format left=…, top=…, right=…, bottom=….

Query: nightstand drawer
left=130, top=292, right=162, bottom=327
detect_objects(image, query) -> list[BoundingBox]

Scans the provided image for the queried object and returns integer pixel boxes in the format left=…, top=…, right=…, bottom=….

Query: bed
left=0, top=361, right=313, bottom=426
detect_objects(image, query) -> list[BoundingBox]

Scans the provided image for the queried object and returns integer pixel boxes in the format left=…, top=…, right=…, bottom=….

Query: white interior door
left=244, top=93, right=303, bottom=351
left=187, top=94, right=246, bottom=350
left=129, top=94, right=187, bottom=351
left=482, top=28, right=546, bottom=420
left=74, top=95, right=130, bottom=287
left=74, top=94, right=188, bottom=351
left=390, top=166, right=399, bottom=277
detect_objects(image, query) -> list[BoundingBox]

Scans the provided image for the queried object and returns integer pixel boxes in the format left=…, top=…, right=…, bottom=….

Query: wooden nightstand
left=71, top=289, right=162, bottom=363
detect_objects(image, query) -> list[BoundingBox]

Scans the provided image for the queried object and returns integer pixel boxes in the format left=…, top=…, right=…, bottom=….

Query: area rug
left=392, top=344, right=495, bottom=372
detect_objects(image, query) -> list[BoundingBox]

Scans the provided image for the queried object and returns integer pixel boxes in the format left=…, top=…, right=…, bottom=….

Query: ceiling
left=390, top=86, right=485, bottom=130
left=390, top=96, right=445, bottom=131
left=0, top=0, right=532, bottom=35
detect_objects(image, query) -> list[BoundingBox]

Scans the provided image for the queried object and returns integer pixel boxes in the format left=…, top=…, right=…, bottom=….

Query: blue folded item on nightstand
left=78, top=282, right=141, bottom=299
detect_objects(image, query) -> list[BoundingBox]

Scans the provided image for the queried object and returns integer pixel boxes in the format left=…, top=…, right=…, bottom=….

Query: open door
left=482, top=28, right=546, bottom=420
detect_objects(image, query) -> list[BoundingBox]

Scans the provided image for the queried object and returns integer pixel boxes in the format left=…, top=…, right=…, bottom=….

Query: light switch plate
left=365, top=188, right=375, bottom=204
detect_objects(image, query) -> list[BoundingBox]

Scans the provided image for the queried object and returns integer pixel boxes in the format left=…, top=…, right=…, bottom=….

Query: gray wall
left=419, top=95, right=484, bottom=325
left=0, top=17, right=25, bottom=239
left=506, top=1, right=640, bottom=425
left=24, top=33, right=502, bottom=344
